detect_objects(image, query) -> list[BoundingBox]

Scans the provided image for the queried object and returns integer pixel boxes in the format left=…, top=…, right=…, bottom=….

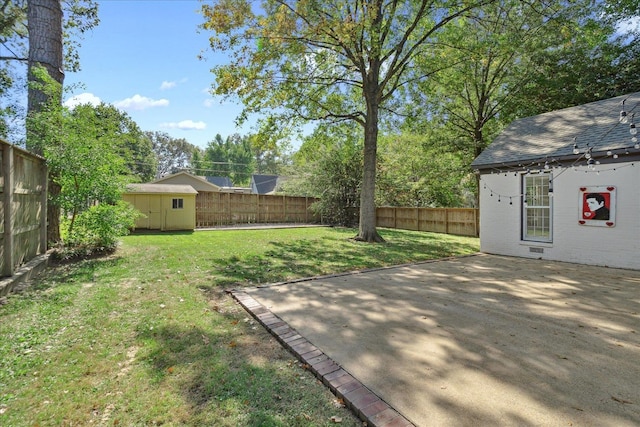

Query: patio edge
left=229, top=289, right=416, bottom=427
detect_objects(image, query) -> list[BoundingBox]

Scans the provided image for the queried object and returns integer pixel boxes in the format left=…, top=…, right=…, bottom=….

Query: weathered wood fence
left=0, top=139, right=48, bottom=278
left=376, top=207, right=479, bottom=237
left=196, top=192, right=319, bottom=227
left=195, top=193, right=479, bottom=237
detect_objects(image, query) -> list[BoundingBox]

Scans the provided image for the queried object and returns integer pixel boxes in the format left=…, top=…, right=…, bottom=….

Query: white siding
left=479, top=163, right=640, bottom=270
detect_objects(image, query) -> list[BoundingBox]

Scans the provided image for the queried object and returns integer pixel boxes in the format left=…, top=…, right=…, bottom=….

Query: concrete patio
left=232, top=254, right=639, bottom=426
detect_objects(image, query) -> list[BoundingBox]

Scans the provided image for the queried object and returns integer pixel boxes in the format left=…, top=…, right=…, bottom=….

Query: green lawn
left=0, top=227, right=478, bottom=426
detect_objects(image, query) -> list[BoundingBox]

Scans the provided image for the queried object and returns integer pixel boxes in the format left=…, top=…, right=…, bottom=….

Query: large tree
left=0, top=0, right=26, bottom=138
left=202, top=0, right=494, bottom=242
left=2, top=0, right=99, bottom=134
left=202, top=133, right=254, bottom=185
left=27, top=0, right=65, bottom=244
left=146, top=131, right=197, bottom=178
left=410, top=0, right=638, bottom=204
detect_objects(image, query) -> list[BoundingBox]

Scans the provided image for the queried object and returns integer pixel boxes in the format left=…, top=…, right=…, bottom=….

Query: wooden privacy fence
left=196, top=192, right=319, bottom=227
left=376, top=207, right=479, bottom=237
left=0, top=139, right=48, bottom=278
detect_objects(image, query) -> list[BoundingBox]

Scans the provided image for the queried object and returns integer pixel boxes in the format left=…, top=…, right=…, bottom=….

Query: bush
left=56, top=201, right=142, bottom=260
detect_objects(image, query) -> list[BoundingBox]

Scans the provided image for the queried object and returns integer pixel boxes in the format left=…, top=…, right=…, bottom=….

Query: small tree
left=28, top=69, right=140, bottom=256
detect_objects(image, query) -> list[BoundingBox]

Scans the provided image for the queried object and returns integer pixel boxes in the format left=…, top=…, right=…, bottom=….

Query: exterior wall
left=123, top=193, right=196, bottom=231
left=479, top=163, right=640, bottom=270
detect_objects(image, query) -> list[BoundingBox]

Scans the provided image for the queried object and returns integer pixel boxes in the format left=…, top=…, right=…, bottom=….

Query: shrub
left=56, top=201, right=142, bottom=260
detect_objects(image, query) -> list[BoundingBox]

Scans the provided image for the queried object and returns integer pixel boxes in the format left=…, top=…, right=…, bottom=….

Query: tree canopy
left=202, top=0, right=497, bottom=241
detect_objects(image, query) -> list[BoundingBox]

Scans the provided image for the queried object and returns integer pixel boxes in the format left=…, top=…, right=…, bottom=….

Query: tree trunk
left=473, top=128, right=484, bottom=209
left=47, top=180, right=61, bottom=245
left=27, top=0, right=64, bottom=117
left=355, top=89, right=384, bottom=243
left=27, top=0, right=64, bottom=246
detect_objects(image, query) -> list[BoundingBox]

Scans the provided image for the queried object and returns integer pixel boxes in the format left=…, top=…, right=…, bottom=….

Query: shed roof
left=125, top=183, right=198, bottom=195
left=472, top=92, right=640, bottom=170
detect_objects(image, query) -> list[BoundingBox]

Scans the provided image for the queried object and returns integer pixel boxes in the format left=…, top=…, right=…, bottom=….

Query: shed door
left=134, top=195, right=162, bottom=229
left=147, top=196, right=162, bottom=229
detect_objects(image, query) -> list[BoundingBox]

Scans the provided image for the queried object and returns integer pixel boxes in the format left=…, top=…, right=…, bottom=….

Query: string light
left=620, top=99, right=628, bottom=123
left=479, top=97, right=640, bottom=204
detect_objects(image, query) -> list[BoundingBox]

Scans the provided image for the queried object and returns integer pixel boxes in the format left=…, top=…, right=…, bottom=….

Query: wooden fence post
left=40, top=161, right=48, bottom=253
left=445, top=208, right=449, bottom=235
left=3, top=143, right=13, bottom=276
left=474, top=208, right=479, bottom=237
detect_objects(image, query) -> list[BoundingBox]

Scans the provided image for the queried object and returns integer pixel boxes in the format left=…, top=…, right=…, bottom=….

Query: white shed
left=472, top=92, right=640, bottom=270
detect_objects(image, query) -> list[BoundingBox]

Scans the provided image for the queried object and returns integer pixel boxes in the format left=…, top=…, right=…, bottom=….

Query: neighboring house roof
left=125, top=183, right=198, bottom=195
left=250, top=174, right=281, bottom=195
left=153, top=171, right=221, bottom=192
left=472, top=91, right=640, bottom=170
left=205, top=176, right=233, bottom=187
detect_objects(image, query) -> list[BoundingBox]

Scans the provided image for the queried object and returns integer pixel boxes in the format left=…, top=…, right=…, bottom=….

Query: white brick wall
left=479, top=163, right=640, bottom=270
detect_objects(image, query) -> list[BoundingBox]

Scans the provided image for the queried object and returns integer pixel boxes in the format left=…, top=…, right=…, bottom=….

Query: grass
left=0, top=227, right=478, bottom=426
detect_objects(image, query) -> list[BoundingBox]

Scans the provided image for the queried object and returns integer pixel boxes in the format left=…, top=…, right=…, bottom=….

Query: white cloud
left=161, top=78, right=188, bottom=90
left=203, top=98, right=214, bottom=108
left=64, top=92, right=102, bottom=109
left=114, top=94, right=169, bottom=111
left=160, top=81, right=177, bottom=90
left=160, top=120, right=207, bottom=131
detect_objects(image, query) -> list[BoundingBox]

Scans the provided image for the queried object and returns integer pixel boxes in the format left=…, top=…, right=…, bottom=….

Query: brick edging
left=229, top=290, right=415, bottom=427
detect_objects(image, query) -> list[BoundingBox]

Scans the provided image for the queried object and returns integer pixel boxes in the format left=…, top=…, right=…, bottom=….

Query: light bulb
left=631, top=123, right=637, bottom=135
left=573, top=144, right=579, bottom=155
left=620, top=110, right=628, bottom=123
left=585, top=151, right=592, bottom=159
left=587, top=158, right=595, bottom=170
left=635, top=143, right=640, bottom=149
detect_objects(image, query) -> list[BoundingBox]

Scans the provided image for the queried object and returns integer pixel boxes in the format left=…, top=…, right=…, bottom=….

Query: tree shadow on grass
left=205, top=228, right=478, bottom=288
left=1, top=256, right=124, bottom=311
left=135, top=319, right=359, bottom=426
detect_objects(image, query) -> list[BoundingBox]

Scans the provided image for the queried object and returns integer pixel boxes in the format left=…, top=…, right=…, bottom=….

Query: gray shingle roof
left=250, top=174, right=280, bottom=194
left=205, top=176, right=233, bottom=187
left=472, top=92, right=640, bottom=170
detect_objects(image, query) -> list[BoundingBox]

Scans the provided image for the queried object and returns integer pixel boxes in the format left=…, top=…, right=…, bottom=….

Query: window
left=522, top=173, right=552, bottom=242
left=172, top=198, right=184, bottom=209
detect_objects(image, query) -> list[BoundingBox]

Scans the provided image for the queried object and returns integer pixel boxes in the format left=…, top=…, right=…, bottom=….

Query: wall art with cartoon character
left=578, top=186, right=616, bottom=227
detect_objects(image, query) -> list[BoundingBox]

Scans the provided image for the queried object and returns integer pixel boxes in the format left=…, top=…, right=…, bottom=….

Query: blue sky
left=64, top=0, right=253, bottom=149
